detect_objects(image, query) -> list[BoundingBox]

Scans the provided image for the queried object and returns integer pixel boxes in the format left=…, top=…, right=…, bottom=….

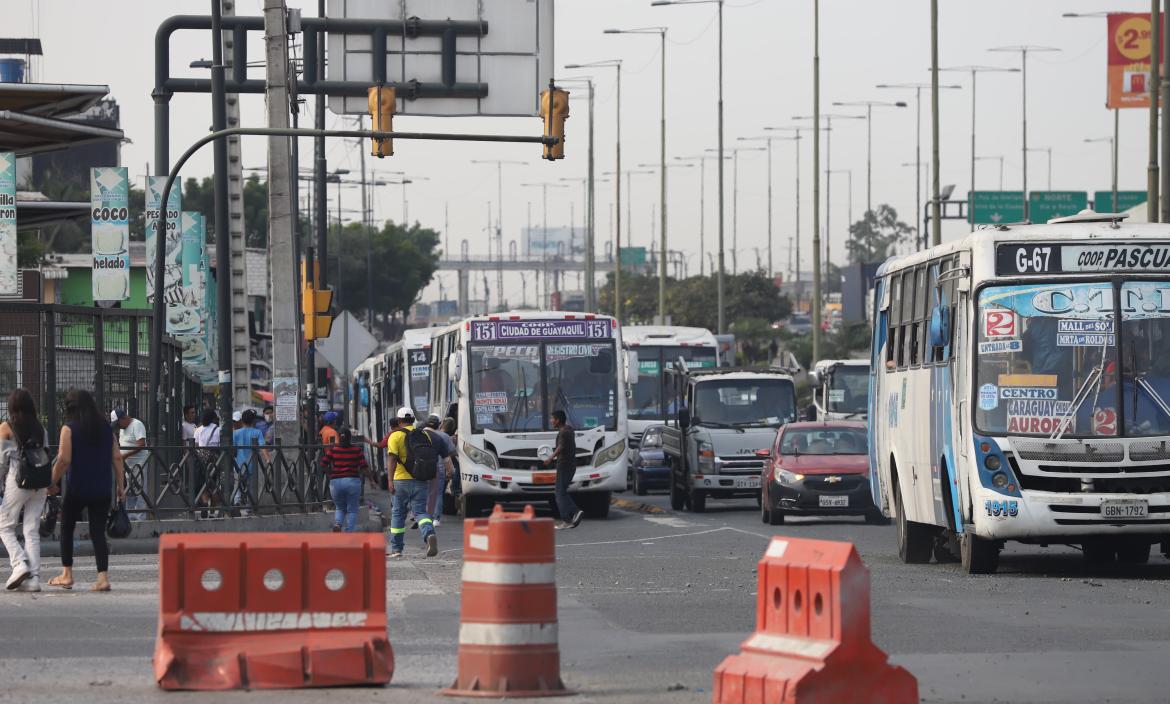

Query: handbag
left=15, top=434, right=52, bottom=490
left=38, top=494, right=60, bottom=538
left=106, top=500, right=132, bottom=539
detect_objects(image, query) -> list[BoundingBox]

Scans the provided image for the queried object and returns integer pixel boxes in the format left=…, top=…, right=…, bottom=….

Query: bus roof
left=876, top=220, right=1170, bottom=277
left=622, top=325, right=717, bottom=347
left=401, top=327, right=433, bottom=349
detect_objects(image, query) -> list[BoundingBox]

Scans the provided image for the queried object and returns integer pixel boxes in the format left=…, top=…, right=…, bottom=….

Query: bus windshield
left=975, top=281, right=1170, bottom=438
left=629, top=346, right=718, bottom=420
left=408, top=349, right=430, bottom=413
left=826, top=365, right=869, bottom=415
left=469, top=342, right=619, bottom=432
left=693, top=378, right=797, bottom=427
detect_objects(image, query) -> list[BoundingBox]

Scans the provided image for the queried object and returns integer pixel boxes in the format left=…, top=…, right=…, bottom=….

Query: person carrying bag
left=0, top=388, right=51, bottom=591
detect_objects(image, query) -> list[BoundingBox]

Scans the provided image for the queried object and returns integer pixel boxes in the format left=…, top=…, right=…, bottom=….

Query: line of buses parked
left=349, top=208, right=1170, bottom=574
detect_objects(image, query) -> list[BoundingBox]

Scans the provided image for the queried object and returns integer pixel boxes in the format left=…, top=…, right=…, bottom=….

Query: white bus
left=623, top=325, right=719, bottom=449
left=809, top=359, right=870, bottom=420
left=353, top=328, right=433, bottom=478
left=869, top=211, right=1170, bottom=574
left=429, top=311, right=632, bottom=518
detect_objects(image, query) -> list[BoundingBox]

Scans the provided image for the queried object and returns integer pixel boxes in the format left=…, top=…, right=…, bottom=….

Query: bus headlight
left=984, top=454, right=1001, bottom=471
left=594, top=440, right=626, bottom=467
left=462, top=441, right=498, bottom=471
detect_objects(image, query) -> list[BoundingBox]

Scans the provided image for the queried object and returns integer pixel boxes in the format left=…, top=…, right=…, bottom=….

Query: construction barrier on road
left=714, top=536, right=918, bottom=704
left=153, top=532, right=392, bottom=690
left=442, top=504, right=571, bottom=698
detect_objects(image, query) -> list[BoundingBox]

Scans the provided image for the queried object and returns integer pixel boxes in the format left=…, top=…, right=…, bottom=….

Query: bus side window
left=922, top=262, right=936, bottom=364
left=893, top=271, right=903, bottom=367
left=901, top=268, right=917, bottom=367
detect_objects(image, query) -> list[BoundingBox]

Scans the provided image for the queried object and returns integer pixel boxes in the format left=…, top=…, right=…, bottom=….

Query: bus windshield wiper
left=1051, top=345, right=1110, bottom=441
left=1136, top=375, right=1170, bottom=426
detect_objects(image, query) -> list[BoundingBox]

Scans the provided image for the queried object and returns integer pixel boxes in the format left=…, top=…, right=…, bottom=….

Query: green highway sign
left=1092, top=190, right=1147, bottom=212
left=1028, top=191, right=1088, bottom=223
left=620, top=246, right=646, bottom=268
left=969, top=191, right=1025, bottom=225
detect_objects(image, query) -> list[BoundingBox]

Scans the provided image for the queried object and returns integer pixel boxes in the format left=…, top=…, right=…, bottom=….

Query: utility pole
left=211, top=0, right=233, bottom=448
left=1152, top=0, right=1162, bottom=222
left=359, top=116, right=372, bottom=330
left=930, top=0, right=941, bottom=246
left=812, top=0, right=821, bottom=360
left=263, top=0, right=299, bottom=445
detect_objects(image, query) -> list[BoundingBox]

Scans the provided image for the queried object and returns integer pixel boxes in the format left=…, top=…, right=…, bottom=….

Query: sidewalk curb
left=610, top=497, right=667, bottom=515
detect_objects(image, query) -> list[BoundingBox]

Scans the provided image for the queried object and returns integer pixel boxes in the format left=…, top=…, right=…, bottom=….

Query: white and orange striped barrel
left=441, top=504, right=571, bottom=698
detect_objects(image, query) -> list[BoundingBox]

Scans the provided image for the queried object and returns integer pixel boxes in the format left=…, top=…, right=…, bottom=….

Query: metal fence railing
left=122, top=443, right=333, bottom=520
left=0, top=302, right=198, bottom=445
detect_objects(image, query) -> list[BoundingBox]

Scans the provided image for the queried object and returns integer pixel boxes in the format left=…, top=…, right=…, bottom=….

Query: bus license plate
left=819, top=496, right=849, bottom=508
left=734, top=478, right=758, bottom=489
left=1100, top=499, right=1148, bottom=519
left=533, top=472, right=556, bottom=485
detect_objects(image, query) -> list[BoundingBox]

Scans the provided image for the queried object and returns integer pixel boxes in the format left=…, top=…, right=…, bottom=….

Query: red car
left=759, top=421, right=887, bottom=525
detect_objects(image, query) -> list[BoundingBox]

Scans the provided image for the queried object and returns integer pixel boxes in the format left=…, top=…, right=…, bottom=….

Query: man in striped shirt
left=323, top=428, right=369, bottom=532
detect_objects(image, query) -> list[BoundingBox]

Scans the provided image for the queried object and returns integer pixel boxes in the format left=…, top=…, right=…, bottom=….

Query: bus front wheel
left=895, top=481, right=933, bottom=564
left=575, top=491, right=612, bottom=519
left=960, top=533, right=1000, bottom=574
left=460, top=494, right=491, bottom=519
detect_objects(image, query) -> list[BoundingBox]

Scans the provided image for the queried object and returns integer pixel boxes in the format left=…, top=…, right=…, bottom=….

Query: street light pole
left=831, top=101, right=908, bottom=214
left=1026, top=147, right=1052, bottom=190
left=1086, top=135, right=1118, bottom=211
left=472, top=159, right=525, bottom=311
left=605, top=27, right=669, bottom=322
left=939, top=66, right=1018, bottom=224
left=653, top=0, right=726, bottom=332
left=989, top=45, right=1060, bottom=222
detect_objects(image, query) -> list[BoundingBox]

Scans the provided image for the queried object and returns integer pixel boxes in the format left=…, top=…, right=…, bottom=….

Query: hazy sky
left=10, top=0, right=1158, bottom=308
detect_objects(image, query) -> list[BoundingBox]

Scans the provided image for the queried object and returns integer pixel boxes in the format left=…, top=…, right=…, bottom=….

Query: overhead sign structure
left=969, top=191, right=1025, bottom=225
left=315, top=310, right=379, bottom=378
left=91, top=167, right=130, bottom=302
left=1028, top=191, right=1088, bottom=223
left=0, top=152, right=16, bottom=296
left=326, top=0, right=554, bottom=117
left=1092, top=190, right=1147, bottom=212
left=1107, top=13, right=1159, bottom=109
left=145, top=176, right=182, bottom=305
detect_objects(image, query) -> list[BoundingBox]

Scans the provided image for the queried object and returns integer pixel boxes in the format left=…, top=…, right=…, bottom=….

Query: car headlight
left=462, top=440, right=498, bottom=471
left=776, top=469, right=805, bottom=484
left=595, top=439, right=626, bottom=466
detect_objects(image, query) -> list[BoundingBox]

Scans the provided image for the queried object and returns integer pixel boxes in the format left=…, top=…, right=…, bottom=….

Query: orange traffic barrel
left=441, top=504, right=571, bottom=698
left=153, top=532, right=392, bottom=690
left=713, top=537, right=917, bottom=703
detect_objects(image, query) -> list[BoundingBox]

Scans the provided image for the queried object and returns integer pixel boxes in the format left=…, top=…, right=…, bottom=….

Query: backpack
left=406, top=427, right=438, bottom=481
left=15, top=432, right=52, bottom=490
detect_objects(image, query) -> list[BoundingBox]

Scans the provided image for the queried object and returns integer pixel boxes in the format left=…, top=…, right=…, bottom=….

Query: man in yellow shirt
left=386, top=407, right=438, bottom=559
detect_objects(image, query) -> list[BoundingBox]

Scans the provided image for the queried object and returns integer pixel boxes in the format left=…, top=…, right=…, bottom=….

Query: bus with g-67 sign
left=428, top=311, right=631, bottom=519
left=869, top=211, right=1170, bottom=574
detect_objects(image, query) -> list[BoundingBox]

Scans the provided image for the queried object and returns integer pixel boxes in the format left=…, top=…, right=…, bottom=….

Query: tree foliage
left=182, top=175, right=270, bottom=247
left=598, top=270, right=792, bottom=330
left=845, top=204, right=914, bottom=265
left=327, top=219, right=441, bottom=328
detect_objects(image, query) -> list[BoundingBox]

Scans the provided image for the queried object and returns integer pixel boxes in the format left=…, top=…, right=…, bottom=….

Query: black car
left=630, top=425, right=671, bottom=495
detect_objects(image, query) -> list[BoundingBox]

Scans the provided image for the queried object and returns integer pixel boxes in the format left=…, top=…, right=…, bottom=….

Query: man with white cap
left=385, top=407, right=439, bottom=559
left=111, top=407, right=148, bottom=519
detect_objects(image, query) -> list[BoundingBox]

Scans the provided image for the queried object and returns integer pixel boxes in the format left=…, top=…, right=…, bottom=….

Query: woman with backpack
left=48, top=389, right=126, bottom=592
left=0, top=388, right=51, bottom=592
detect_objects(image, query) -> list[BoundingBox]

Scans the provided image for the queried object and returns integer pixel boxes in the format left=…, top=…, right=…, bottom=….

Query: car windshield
left=693, top=378, right=797, bottom=427
left=780, top=427, right=867, bottom=455
left=629, top=345, right=718, bottom=420
left=975, top=282, right=1170, bottom=438
left=826, top=365, right=869, bottom=414
left=469, top=342, right=619, bottom=432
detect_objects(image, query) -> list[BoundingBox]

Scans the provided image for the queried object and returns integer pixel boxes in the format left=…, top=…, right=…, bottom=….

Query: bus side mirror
left=929, top=305, right=950, bottom=348
left=679, top=406, right=691, bottom=429
left=809, top=369, right=821, bottom=386
left=625, top=351, right=639, bottom=384
left=448, top=351, right=463, bottom=384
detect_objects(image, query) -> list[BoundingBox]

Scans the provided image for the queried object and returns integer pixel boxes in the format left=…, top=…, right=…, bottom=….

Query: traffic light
left=300, top=260, right=335, bottom=341
left=367, top=85, right=396, bottom=158
left=539, top=85, right=569, bottom=160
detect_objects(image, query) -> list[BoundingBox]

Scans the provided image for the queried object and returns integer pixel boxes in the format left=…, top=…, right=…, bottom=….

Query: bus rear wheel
left=895, top=482, right=933, bottom=564
left=960, top=533, right=1000, bottom=574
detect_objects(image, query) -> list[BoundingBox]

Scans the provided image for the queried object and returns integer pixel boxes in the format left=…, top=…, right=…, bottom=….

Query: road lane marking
left=643, top=515, right=705, bottom=529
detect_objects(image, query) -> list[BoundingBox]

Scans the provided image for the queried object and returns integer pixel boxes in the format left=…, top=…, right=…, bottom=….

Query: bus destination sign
left=470, top=318, right=613, bottom=342
left=996, top=242, right=1170, bottom=276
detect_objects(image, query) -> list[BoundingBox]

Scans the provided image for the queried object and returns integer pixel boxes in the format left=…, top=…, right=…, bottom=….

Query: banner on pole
left=0, top=152, right=16, bottom=296
left=145, top=176, right=182, bottom=304
left=1107, top=13, right=1158, bottom=109
left=91, top=167, right=130, bottom=302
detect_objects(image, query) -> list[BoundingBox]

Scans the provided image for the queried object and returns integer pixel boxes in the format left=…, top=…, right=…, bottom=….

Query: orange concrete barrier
left=713, top=537, right=917, bottom=704
left=442, top=504, right=571, bottom=698
left=153, top=532, right=392, bottom=690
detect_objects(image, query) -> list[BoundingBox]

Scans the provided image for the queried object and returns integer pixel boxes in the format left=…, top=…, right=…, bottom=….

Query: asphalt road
left=1, top=491, right=1169, bottom=703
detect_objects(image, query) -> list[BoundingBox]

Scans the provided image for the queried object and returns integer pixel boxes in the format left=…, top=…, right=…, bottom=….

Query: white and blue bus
left=869, top=211, right=1170, bottom=574
left=622, top=325, right=719, bottom=449
left=429, top=311, right=632, bottom=518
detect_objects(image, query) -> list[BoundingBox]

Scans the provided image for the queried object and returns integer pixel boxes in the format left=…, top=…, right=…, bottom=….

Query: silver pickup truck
left=660, top=367, right=799, bottom=512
